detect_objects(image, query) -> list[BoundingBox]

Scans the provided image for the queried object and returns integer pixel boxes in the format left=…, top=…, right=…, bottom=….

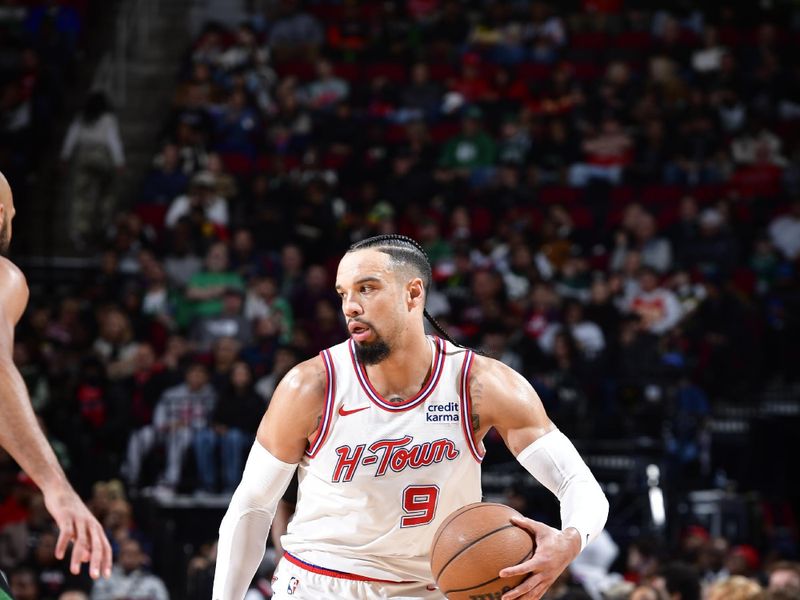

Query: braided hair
left=348, top=234, right=464, bottom=349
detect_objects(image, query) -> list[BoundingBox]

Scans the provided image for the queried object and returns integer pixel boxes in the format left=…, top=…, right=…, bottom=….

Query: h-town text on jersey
left=331, top=436, right=460, bottom=482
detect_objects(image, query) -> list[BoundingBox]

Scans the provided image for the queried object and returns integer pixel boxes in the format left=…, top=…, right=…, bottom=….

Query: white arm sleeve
left=213, top=442, right=297, bottom=600
left=516, top=429, right=608, bottom=552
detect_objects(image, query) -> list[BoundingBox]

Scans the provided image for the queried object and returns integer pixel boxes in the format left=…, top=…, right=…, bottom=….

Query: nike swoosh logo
left=338, top=405, right=370, bottom=416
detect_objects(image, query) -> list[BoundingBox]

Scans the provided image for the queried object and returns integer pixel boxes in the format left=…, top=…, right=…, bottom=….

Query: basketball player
left=213, top=235, right=609, bottom=600
left=0, top=172, right=112, bottom=598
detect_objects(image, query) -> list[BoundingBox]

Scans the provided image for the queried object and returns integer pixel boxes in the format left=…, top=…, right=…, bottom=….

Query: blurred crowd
left=2, top=0, right=800, bottom=598
left=0, top=0, right=87, bottom=190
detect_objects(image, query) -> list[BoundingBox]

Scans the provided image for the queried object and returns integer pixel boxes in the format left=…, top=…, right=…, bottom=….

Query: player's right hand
left=44, top=484, right=113, bottom=579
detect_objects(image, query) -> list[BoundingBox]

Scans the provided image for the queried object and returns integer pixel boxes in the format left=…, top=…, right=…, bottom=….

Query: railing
left=93, top=0, right=161, bottom=106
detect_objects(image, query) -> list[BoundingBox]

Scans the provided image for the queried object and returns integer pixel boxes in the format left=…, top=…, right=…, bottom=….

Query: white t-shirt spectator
left=627, top=288, right=683, bottom=335
left=768, top=212, right=800, bottom=260
left=61, top=113, right=125, bottom=167
left=165, top=193, right=229, bottom=228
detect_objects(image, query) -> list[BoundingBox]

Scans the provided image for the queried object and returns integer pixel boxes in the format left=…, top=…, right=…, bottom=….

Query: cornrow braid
left=348, top=234, right=466, bottom=349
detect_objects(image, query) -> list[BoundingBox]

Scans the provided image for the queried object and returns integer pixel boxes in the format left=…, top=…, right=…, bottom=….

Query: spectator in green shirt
left=438, top=106, right=497, bottom=185
left=179, top=242, right=244, bottom=328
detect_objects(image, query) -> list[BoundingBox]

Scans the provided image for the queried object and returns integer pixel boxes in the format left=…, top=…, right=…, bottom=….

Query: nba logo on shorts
left=287, top=576, right=300, bottom=595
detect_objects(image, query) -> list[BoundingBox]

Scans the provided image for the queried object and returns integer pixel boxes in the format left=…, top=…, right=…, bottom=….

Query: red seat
left=572, top=62, right=603, bottom=81
left=611, top=185, right=636, bottom=208
left=333, top=62, right=360, bottom=82
left=538, top=186, right=583, bottom=205
left=274, top=61, right=316, bottom=81
left=364, top=63, right=407, bottom=83
left=430, top=122, right=460, bottom=144
left=220, top=153, right=254, bottom=176
left=641, top=185, right=683, bottom=205
left=568, top=205, right=593, bottom=229
left=517, top=62, right=551, bottom=82
left=613, top=31, right=652, bottom=50
left=571, top=32, right=610, bottom=50
left=135, top=204, right=168, bottom=231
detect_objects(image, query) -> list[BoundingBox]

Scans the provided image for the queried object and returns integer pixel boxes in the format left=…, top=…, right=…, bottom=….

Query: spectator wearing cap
left=164, top=170, right=229, bottom=230
left=522, top=1, right=567, bottom=64
left=727, top=545, right=761, bottom=579
left=682, top=208, right=740, bottom=277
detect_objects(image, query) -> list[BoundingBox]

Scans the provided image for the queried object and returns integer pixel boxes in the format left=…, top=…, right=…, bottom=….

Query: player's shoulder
left=0, top=256, right=27, bottom=289
left=275, top=354, right=328, bottom=406
left=0, top=256, right=29, bottom=311
left=469, top=353, right=521, bottom=383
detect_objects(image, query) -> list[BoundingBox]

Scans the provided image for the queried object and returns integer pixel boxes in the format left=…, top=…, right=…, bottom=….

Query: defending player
left=0, top=172, right=112, bottom=595
left=213, top=235, right=609, bottom=600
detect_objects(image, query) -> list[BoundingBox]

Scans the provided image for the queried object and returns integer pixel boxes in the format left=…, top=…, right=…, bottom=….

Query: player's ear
left=407, top=278, right=424, bottom=308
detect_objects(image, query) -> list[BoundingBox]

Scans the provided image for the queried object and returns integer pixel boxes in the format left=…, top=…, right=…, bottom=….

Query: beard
left=354, top=338, right=392, bottom=365
left=352, top=323, right=393, bottom=365
left=0, top=220, right=9, bottom=256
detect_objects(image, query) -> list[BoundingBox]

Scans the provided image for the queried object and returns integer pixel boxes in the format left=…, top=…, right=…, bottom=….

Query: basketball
left=430, top=502, right=536, bottom=600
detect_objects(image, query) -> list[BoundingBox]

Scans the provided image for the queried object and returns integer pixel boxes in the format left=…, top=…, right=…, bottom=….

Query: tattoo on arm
left=469, top=374, right=483, bottom=434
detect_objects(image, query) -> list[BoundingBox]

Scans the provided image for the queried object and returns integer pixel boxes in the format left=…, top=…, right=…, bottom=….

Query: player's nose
left=342, top=295, right=363, bottom=317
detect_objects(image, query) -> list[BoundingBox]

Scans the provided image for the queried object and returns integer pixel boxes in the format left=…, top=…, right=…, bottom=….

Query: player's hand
left=498, top=516, right=581, bottom=600
left=44, top=483, right=113, bottom=579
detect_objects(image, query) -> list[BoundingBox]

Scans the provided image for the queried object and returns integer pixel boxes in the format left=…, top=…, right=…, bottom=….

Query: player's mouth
left=348, top=321, right=373, bottom=343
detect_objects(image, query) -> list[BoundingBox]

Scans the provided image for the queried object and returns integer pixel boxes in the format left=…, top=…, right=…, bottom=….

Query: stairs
left=22, top=0, right=199, bottom=264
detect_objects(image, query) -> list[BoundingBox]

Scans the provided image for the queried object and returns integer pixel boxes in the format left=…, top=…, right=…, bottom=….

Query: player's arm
left=213, top=356, right=326, bottom=600
left=470, top=355, right=609, bottom=600
left=0, top=260, right=112, bottom=579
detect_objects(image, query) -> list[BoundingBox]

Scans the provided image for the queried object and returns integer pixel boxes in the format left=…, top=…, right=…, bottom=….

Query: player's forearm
left=213, top=442, right=296, bottom=600
left=0, top=358, right=69, bottom=494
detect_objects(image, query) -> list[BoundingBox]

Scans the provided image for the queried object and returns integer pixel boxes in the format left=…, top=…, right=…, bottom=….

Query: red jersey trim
left=283, top=552, right=417, bottom=584
left=306, top=349, right=335, bottom=458
left=459, top=350, right=485, bottom=463
left=348, top=336, right=446, bottom=412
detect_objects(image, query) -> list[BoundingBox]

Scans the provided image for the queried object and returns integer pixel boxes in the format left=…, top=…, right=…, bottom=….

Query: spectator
left=254, top=345, right=299, bottom=402
left=267, top=0, right=323, bottom=61
left=123, top=362, right=216, bottom=493
left=190, top=287, right=252, bottom=355
left=193, top=361, right=262, bottom=493
left=707, top=576, right=762, bottom=600
left=8, top=567, right=38, bottom=600
left=655, top=563, right=701, bottom=600
left=568, top=115, right=633, bottom=187
left=180, top=242, right=244, bottom=327
left=769, top=562, right=800, bottom=594
left=300, top=58, right=350, bottom=112
left=140, top=143, right=189, bottom=205
left=768, top=200, right=800, bottom=261
left=626, top=267, right=683, bottom=336
left=91, top=539, right=169, bottom=600
left=438, top=106, right=497, bottom=180
left=164, top=170, right=229, bottom=230
left=60, top=91, right=125, bottom=247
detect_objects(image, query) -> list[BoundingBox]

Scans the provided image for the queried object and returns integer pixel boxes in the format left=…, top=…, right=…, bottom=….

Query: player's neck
left=363, top=331, right=432, bottom=402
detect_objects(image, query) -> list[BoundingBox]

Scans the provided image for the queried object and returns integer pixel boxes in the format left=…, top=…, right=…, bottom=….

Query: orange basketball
left=430, top=502, right=535, bottom=600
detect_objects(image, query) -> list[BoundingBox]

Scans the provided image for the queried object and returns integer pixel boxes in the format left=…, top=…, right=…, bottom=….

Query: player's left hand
left=498, top=516, right=581, bottom=600
left=44, top=483, right=113, bottom=579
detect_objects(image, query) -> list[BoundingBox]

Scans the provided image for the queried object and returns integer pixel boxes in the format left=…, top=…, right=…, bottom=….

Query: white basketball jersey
left=281, top=336, right=485, bottom=583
